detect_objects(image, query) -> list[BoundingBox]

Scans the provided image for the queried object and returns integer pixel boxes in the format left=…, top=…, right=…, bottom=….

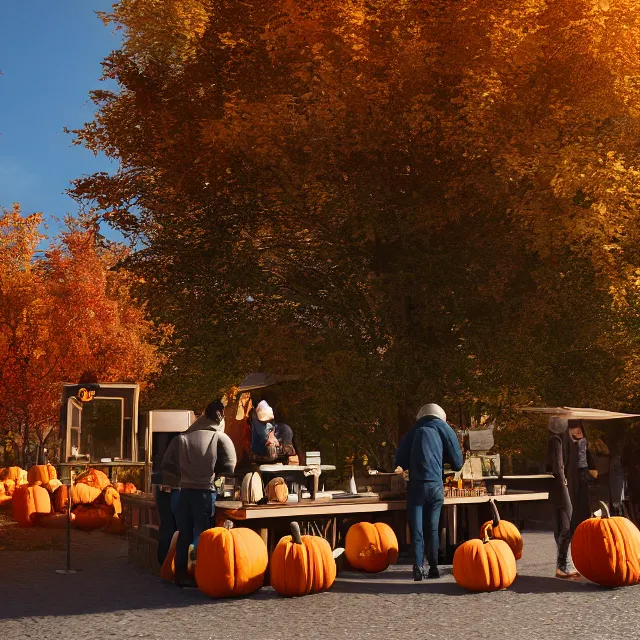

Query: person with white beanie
left=395, top=403, right=463, bottom=581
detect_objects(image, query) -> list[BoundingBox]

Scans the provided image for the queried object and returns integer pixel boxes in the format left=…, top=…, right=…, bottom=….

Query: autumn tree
left=0, top=205, right=163, bottom=466
left=70, top=0, right=640, bottom=471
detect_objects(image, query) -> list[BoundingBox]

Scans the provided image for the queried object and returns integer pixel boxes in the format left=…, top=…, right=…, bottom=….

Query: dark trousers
left=407, top=481, right=444, bottom=569
left=175, top=488, right=216, bottom=583
left=155, top=487, right=179, bottom=565
left=552, top=482, right=573, bottom=571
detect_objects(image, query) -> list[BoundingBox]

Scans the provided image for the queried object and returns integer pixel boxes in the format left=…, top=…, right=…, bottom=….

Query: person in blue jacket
left=396, top=403, right=463, bottom=581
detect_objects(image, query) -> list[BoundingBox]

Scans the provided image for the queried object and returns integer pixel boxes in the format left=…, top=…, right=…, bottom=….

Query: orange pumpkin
left=73, top=504, right=113, bottom=531
left=344, top=522, right=399, bottom=573
left=106, top=515, right=127, bottom=535
left=70, top=483, right=102, bottom=505
left=453, top=532, right=517, bottom=592
left=27, top=464, right=57, bottom=486
left=123, top=482, right=137, bottom=494
left=480, top=500, right=523, bottom=560
left=196, top=522, right=268, bottom=598
left=271, top=522, right=336, bottom=597
left=160, top=531, right=179, bottom=582
left=12, top=484, right=52, bottom=527
left=571, top=502, right=640, bottom=587
left=0, top=466, right=23, bottom=483
left=266, top=477, right=289, bottom=504
left=115, top=482, right=125, bottom=493
left=52, top=485, right=69, bottom=512
left=75, top=468, right=111, bottom=491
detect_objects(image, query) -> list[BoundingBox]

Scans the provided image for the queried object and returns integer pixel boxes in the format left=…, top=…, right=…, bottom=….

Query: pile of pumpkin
left=453, top=499, right=640, bottom=591
left=161, top=519, right=400, bottom=598
left=1, top=464, right=136, bottom=535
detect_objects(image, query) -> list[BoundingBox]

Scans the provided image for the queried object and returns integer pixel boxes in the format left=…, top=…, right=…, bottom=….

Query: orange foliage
left=0, top=206, right=164, bottom=465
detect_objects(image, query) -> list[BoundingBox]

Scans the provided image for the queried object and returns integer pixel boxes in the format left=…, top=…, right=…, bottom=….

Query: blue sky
left=0, top=1, right=122, bottom=243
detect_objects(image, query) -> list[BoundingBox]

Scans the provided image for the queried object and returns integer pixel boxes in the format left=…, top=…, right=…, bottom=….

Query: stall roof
left=237, top=372, right=300, bottom=392
left=519, top=406, right=640, bottom=420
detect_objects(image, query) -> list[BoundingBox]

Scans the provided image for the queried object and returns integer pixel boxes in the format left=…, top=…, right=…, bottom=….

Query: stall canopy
left=237, top=372, right=300, bottom=392
left=519, top=406, right=640, bottom=421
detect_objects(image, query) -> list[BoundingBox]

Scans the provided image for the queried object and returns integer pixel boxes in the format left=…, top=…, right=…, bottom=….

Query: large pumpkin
left=53, top=485, right=69, bottom=512
left=241, top=472, right=263, bottom=504
left=73, top=504, right=113, bottom=531
left=195, top=522, right=268, bottom=598
left=480, top=500, right=523, bottom=560
left=75, top=468, right=111, bottom=491
left=12, top=484, right=52, bottom=527
left=345, top=522, right=399, bottom=573
left=571, top=502, right=640, bottom=587
left=27, top=464, right=57, bottom=486
left=271, top=522, right=336, bottom=597
left=453, top=532, right=517, bottom=592
left=70, top=483, right=102, bottom=505
left=266, top=477, right=289, bottom=504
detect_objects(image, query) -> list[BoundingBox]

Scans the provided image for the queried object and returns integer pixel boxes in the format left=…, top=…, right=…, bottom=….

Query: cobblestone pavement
left=1, top=529, right=638, bottom=640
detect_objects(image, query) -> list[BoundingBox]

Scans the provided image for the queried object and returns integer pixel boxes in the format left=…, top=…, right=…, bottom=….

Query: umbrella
left=518, top=406, right=640, bottom=421
left=237, top=372, right=300, bottom=392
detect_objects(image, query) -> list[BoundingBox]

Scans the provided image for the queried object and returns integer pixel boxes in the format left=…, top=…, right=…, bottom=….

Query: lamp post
left=55, top=465, right=78, bottom=575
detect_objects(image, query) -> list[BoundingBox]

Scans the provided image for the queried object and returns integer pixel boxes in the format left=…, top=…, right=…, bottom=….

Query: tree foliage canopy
left=70, top=0, right=640, bottom=470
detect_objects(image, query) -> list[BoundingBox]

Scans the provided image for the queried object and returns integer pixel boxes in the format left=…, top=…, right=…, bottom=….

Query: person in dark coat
left=395, top=403, right=463, bottom=581
left=546, top=417, right=598, bottom=579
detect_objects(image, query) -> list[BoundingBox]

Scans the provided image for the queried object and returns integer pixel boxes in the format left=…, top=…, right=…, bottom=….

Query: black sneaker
left=412, top=565, right=424, bottom=581
left=427, top=566, right=440, bottom=579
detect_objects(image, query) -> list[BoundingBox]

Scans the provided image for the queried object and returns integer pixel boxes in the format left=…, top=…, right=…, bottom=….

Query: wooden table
left=215, top=492, right=549, bottom=556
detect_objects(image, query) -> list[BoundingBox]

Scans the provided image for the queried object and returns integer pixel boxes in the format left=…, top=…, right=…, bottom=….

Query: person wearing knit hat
left=395, top=403, right=463, bottom=581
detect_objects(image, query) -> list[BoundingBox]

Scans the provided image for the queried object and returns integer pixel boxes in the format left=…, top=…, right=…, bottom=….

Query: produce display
left=344, top=521, right=399, bottom=573
left=480, top=500, right=523, bottom=560
left=571, top=502, right=640, bottom=587
left=0, top=464, right=132, bottom=534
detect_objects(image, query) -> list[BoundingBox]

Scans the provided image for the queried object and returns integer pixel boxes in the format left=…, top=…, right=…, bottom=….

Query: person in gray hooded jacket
left=162, top=400, right=237, bottom=586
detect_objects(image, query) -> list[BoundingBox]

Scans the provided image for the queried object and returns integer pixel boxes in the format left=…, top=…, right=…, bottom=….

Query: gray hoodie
left=161, top=414, right=237, bottom=491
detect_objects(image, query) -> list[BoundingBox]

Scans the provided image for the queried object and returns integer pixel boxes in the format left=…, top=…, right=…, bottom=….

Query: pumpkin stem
left=290, top=521, right=303, bottom=544
left=489, top=499, right=501, bottom=527
left=482, top=528, right=491, bottom=544
left=224, top=519, right=234, bottom=530
left=596, top=500, right=611, bottom=519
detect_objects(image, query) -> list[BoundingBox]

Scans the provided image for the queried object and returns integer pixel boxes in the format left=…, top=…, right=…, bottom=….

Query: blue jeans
left=155, top=487, right=180, bottom=565
left=407, top=481, right=444, bottom=569
left=175, top=489, right=216, bottom=583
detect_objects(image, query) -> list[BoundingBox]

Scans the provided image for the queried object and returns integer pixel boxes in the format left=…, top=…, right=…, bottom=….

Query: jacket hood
left=416, top=403, right=446, bottom=422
